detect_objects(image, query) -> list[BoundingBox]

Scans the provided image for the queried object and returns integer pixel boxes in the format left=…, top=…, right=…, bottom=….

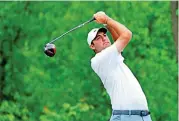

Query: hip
left=110, top=110, right=152, bottom=121
left=110, top=115, right=152, bottom=121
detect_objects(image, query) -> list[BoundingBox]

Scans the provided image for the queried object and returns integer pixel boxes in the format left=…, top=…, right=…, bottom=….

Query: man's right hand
left=93, top=11, right=110, bottom=24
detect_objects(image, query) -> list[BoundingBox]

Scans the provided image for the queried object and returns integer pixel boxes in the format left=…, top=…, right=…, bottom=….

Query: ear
left=90, top=43, right=95, bottom=50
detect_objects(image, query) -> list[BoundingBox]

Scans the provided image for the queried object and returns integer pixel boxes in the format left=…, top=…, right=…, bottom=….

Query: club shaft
left=49, top=18, right=95, bottom=44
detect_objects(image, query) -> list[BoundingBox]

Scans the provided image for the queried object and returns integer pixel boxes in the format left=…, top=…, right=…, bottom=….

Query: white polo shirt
left=91, top=44, right=149, bottom=110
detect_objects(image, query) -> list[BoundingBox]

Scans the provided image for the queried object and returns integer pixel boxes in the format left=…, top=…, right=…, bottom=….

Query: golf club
left=44, top=17, right=96, bottom=57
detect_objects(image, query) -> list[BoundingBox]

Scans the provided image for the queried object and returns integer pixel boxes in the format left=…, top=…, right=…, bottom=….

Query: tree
left=170, top=1, right=178, bottom=61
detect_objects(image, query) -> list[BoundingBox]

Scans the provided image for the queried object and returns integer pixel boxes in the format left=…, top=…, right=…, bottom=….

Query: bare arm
left=106, top=25, right=119, bottom=41
left=106, top=18, right=132, bottom=52
left=94, top=12, right=132, bottom=53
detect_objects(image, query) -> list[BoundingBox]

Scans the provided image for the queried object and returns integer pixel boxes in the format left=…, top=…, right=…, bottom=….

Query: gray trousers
left=110, top=115, right=152, bottom=121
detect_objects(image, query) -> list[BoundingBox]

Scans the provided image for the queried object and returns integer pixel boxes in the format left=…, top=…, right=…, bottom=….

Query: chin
left=105, top=44, right=111, bottom=47
left=103, top=45, right=110, bottom=50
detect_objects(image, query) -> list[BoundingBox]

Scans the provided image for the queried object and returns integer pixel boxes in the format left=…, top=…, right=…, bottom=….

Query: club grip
left=89, top=17, right=96, bottom=22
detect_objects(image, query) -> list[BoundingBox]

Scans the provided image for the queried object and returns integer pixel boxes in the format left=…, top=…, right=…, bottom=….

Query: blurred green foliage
left=0, top=1, right=177, bottom=121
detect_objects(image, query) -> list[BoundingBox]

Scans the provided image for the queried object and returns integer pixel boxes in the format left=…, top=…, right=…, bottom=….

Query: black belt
left=113, top=110, right=150, bottom=116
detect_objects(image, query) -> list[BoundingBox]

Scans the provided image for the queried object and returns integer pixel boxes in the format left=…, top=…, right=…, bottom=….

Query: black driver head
left=44, top=43, right=56, bottom=57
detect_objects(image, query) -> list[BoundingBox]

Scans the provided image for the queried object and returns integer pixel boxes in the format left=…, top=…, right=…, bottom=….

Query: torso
left=91, top=44, right=149, bottom=110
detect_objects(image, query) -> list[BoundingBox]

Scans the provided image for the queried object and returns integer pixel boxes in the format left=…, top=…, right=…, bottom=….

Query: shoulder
left=90, top=44, right=120, bottom=67
left=90, top=54, right=98, bottom=69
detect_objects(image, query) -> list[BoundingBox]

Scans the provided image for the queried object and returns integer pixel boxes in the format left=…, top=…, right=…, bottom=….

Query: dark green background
left=0, top=1, right=177, bottom=121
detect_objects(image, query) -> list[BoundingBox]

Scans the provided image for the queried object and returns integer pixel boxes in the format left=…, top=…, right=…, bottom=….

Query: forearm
left=106, top=18, right=132, bottom=41
left=106, top=25, right=119, bottom=41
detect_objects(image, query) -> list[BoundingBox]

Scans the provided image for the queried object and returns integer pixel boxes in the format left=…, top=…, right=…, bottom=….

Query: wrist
left=105, top=17, right=112, bottom=24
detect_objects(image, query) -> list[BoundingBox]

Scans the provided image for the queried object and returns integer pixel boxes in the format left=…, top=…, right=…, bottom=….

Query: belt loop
left=129, top=110, right=131, bottom=116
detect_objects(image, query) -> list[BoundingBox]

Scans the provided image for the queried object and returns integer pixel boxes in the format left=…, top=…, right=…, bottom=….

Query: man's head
left=87, top=28, right=111, bottom=53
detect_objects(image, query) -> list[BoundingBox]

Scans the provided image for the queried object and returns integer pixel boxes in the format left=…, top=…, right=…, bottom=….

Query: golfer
left=87, top=11, right=152, bottom=121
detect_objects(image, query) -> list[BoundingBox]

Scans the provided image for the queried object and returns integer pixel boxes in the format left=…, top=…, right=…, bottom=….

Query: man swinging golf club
left=88, top=11, right=152, bottom=121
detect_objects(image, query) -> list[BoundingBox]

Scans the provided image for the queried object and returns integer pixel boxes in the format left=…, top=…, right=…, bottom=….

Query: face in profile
left=90, top=32, right=111, bottom=53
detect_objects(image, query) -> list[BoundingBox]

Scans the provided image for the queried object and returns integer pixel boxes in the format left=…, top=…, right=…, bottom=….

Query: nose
left=102, top=36, right=107, bottom=42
